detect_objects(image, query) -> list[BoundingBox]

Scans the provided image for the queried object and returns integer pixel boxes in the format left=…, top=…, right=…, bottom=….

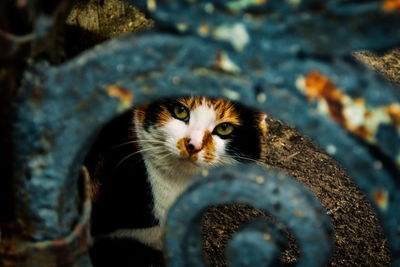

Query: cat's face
left=134, top=97, right=267, bottom=174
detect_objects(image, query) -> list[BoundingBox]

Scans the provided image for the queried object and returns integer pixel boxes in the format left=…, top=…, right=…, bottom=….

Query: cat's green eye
left=173, top=105, right=189, bottom=121
left=215, top=123, right=234, bottom=136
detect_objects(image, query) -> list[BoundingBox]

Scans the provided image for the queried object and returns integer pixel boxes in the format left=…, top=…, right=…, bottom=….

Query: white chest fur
left=145, top=160, right=193, bottom=224
left=105, top=159, right=194, bottom=250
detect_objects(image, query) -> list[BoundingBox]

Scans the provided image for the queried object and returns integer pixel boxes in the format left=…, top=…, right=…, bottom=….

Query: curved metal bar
left=12, top=0, right=400, bottom=265
left=0, top=167, right=92, bottom=267
left=17, top=29, right=400, bottom=262
left=133, top=0, right=400, bottom=54
left=225, top=219, right=289, bottom=267
left=165, top=164, right=333, bottom=266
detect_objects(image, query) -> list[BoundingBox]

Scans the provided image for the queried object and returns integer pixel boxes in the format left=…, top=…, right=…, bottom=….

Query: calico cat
left=86, top=96, right=268, bottom=266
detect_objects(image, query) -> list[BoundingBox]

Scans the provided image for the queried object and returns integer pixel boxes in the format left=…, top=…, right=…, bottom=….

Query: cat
left=85, top=96, right=268, bottom=266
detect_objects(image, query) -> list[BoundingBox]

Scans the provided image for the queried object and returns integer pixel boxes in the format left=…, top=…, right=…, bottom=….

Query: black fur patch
left=85, top=110, right=159, bottom=236
left=143, top=98, right=179, bottom=131
left=90, top=237, right=165, bottom=267
left=226, top=103, right=262, bottom=161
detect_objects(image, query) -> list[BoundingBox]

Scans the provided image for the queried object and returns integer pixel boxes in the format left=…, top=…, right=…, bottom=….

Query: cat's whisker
left=154, top=152, right=175, bottom=162
left=220, top=153, right=259, bottom=164
left=111, top=140, right=139, bottom=148
left=114, top=147, right=168, bottom=170
left=112, top=139, right=167, bottom=149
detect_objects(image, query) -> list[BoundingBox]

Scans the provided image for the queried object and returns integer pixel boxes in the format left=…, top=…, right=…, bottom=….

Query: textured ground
left=354, top=49, right=400, bottom=86
left=202, top=117, right=390, bottom=266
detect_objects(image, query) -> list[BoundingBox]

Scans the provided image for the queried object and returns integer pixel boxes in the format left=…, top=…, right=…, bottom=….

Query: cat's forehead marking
left=178, top=97, right=240, bottom=125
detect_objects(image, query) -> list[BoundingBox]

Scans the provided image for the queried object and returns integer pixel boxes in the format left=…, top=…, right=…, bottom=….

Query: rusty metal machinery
left=1, top=0, right=400, bottom=266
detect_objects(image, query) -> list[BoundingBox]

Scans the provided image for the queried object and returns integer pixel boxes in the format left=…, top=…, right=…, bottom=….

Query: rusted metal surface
left=133, top=0, right=400, bottom=54
left=13, top=31, right=400, bottom=264
left=297, top=70, right=400, bottom=165
left=383, top=0, right=400, bottom=12
left=3, top=0, right=400, bottom=266
left=0, top=167, right=92, bottom=267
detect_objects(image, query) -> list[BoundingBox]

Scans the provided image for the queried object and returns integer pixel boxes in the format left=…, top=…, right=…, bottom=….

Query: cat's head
left=133, top=97, right=267, bottom=174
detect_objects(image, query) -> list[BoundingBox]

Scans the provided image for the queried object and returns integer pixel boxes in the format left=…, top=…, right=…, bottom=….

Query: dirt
left=202, top=117, right=391, bottom=266
left=354, top=49, right=400, bottom=86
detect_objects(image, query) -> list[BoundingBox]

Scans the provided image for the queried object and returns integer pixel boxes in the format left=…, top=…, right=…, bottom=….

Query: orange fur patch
left=177, top=97, right=240, bottom=126
left=134, top=107, right=147, bottom=124
left=157, top=106, right=173, bottom=127
left=176, top=131, right=216, bottom=163
left=176, top=137, right=199, bottom=161
left=202, top=130, right=216, bottom=163
left=177, top=97, right=204, bottom=110
left=176, top=137, right=188, bottom=158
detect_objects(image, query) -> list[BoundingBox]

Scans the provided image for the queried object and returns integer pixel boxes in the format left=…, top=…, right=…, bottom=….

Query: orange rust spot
left=294, top=209, right=305, bottom=217
left=373, top=189, right=389, bottom=211
left=16, top=0, right=28, bottom=8
left=387, top=104, right=400, bottom=126
left=353, top=97, right=365, bottom=106
left=211, top=50, right=240, bottom=74
left=50, top=238, right=67, bottom=247
left=304, top=71, right=346, bottom=125
left=213, top=50, right=225, bottom=69
left=352, top=126, right=370, bottom=140
left=198, top=23, right=210, bottom=35
left=106, top=85, right=134, bottom=110
left=382, top=0, right=400, bottom=12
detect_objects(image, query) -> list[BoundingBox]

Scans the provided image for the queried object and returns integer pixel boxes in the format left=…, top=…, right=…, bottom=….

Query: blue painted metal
left=225, top=219, right=288, bottom=267
left=132, top=0, right=400, bottom=54
left=165, top=164, right=332, bottom=266
left=0, top=167, right=92, bottom=267
left=3, top=0, right=400, bottom=266
left=12, top=33, right=400, bottom=265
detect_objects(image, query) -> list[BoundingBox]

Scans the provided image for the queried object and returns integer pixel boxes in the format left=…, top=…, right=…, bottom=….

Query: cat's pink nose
left=186, top=137, right=202, bottom=152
